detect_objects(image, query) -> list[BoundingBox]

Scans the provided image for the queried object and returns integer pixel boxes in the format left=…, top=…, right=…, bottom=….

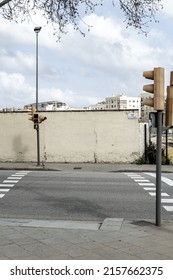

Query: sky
left=0, top=0, right=173, bottom=109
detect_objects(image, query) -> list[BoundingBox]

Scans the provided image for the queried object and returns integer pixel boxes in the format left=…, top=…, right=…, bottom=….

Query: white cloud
left=0, top=4, right=173, bottom=109
left=0, top=72, right=25, bottom=89
left=0, top=72, right=34, bottom=108
left=162, top=0, right=173, bottom=17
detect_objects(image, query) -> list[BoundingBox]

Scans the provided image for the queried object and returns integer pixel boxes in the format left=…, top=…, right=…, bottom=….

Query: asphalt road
left=0, top=170, right=173, bottom=221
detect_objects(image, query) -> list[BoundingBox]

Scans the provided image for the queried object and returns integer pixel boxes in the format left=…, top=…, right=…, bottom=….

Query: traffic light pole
left=36, top=125, right=40, bottom=166
left=143, top=67, right=164, bottom=226
left=156, top=110, right=163, bottom=226
left=36, top=32, right=40, bottom=166
left=34, top=27, right=41, bottom=166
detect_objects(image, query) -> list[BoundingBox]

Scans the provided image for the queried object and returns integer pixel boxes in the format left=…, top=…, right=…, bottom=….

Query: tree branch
left=0, top=1, right=163, bottom=39
left=0, top=0, right=12, bottom=8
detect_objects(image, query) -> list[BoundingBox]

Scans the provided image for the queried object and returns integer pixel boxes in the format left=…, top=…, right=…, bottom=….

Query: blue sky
left=0, top=0, right=173, bottom=109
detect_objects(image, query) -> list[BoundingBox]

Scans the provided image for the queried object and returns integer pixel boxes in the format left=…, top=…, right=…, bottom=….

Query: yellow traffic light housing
left=28, top=105, right=36, bottom=122
left=165, top=72, right=173, bottom=127
left=28, top=105, right=46, bottom=128
left=38, top=114, right=47, bottom=124
left=143, top=67, right=165, bottom=111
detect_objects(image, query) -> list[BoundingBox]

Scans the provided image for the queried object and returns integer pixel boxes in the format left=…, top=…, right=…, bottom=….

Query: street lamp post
left=34, top=26, right=42, bottom=166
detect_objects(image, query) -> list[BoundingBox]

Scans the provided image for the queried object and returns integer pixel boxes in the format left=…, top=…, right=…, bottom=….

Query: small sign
left=127, top=112, right=138, bottom=119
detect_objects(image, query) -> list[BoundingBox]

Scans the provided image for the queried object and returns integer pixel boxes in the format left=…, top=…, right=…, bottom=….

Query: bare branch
left=118, top=0, right=163, bottom=34
left=0, top=0, right=12, bottom=8
left=0, top=1, right=163, bottom=39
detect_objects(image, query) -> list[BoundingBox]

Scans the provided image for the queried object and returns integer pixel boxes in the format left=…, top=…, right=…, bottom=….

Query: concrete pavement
left=0, top=161, right=173, bottom=172
left=0, top=162, right=173, bottom=259
left=0, top=217, right=173, bottom=260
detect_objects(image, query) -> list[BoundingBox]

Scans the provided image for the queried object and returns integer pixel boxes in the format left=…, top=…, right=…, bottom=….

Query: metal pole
left=144, top=124, right=147, bottom=162
left=35, top=30, right=40, bottom=166
left=156, top=110, right=162, bottom=226
left=166, top=128, right=168, bottom=164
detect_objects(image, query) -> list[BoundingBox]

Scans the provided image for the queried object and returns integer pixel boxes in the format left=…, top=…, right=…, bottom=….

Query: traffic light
left=165, top=71, right=173, bottom=127
left=38, top=114, right=47, bottom=124
left=143, top=67, right=165, bottom=111
left=28, top=105, right=47, bottom=128
left=28, top=105, right=36, bottom=122
left=33, top=113, right=39, bottom=129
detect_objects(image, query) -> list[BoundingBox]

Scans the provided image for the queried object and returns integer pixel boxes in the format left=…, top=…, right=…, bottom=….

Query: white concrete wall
left=0, top=111, right=142, bottom=163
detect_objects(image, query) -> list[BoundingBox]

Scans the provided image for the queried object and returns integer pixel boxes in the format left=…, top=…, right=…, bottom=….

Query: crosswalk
left=125, top=172, right=173, bottom=216
left=0, top=171, right=31, bottom=198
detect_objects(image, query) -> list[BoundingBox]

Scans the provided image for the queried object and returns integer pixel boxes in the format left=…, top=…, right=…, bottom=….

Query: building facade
left=24, top=101, right=70, bottom=111
left=85, top=101, right=106, bottom=110
left=105, top=94, right=141, bottom=110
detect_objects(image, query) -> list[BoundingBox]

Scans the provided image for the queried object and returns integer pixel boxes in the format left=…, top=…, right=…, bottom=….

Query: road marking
left=161, top=176, right=173, bottom=186
left=3, top=180, right=18, bottom=183
left=131, top=177, right=145, bottom=180
left=17, top=172, right=30, bottom=175
left=0, top=184, right=14, bottom=187
left=161, top=199, right=173, bottom=203
left=138, top=182, right=155, bottom=186
left=163, top=206, right=173, bottom=211
left=143, top=187, right=156, bottom=191
left=128, top=175, right=142, bottom=178
left=0, top=171, right=31, bottom=199
left=125, top=173, right=173, bottom=215
left=7, top=177, right=22, bottom=180
left=145, top=172, right=173, bottom=186
left=161, top=193, right=169, bottom=196
left=149, top=192, right=169, bottom=197
left=11, top=174, right=23, bottom=176
left=134, top=179, right=150, bottom=182
left=149, top=192, right=156, bottom=196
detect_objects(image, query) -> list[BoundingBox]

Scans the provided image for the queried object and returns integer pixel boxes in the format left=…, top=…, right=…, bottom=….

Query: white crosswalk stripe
left=134, top=179, right=150, bottom=182
left=3, top=180, right=18, bottom=183
left=138, top=182, right=155, bottom=186
left=0, top=184, right=14, bottom=187
left=0, top=171, right=31, bottom=199
left=163, top=206, right=173, bottom=211
left=161, top=199, right=173, bottom=203
left=125, top=172, right=173, bottom=215
left=145, top=172, right=173, bottom=186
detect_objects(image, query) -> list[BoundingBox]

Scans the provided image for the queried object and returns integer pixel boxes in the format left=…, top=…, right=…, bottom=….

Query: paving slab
left=100, top=218, right=123, bottom=231
left=22, top=219, right=102, bottom=230
left=0, top=217, right=173, bottom=259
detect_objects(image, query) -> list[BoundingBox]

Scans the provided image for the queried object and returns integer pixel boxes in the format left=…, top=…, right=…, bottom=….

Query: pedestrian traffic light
left=33, top=113, right=39, bottom=129
left=38, top=114, right=47, bottom=124
left=28, top=106, right=46, bottom=128
left=28, top=105, right=36, bottom=122
left=143, top=67, right=165, bottom=111
left=165, top=71, right=173, bottom=127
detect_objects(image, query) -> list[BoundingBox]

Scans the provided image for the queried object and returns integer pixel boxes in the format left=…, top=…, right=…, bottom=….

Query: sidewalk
left=0, top=217, right=173, bottom=260
left=0, top=162, right=173, bottom=260
left=0, top=161, right=173, bottom=173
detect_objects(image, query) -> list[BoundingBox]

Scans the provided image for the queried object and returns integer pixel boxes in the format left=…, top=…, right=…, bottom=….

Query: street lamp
left=34, top=26, right=42, bottom=166
left=34, top=26, right=41, bottom=111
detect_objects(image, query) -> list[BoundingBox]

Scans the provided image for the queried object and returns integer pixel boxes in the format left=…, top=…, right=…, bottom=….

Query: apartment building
left=105, top=94, right=140, bottom=110
left=24, top=101, right=69, bottom=111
